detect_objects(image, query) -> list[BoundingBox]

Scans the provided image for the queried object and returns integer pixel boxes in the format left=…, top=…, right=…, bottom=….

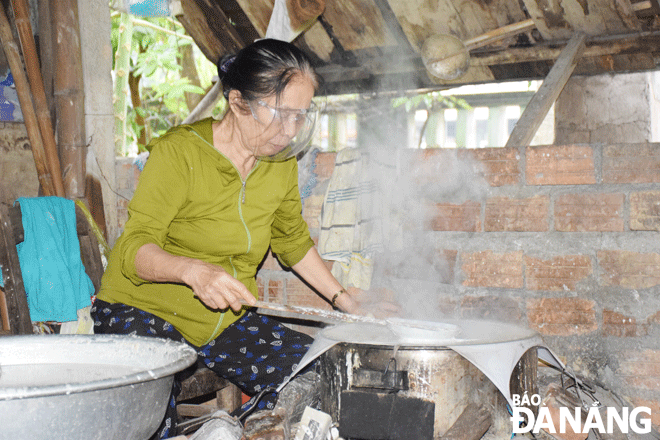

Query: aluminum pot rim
left=0, top=334, right=197, bottom=401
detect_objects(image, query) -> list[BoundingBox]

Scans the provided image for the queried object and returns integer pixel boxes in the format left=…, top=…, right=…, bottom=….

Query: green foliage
left=111, top=13, right=219, bottom=155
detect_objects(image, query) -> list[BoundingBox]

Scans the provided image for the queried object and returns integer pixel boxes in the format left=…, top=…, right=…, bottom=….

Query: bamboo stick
left=52, top=0, right=86, bottom=198
left=0, top=4, right=56, bottom=195
left=113, top=12, right=133, bottom=156
left=13, top=0, right=65, bottom=197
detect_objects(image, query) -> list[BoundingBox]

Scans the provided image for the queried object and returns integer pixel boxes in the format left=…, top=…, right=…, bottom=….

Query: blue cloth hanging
left=15, top=197, right=94, bottom=322
left=127, top=0, right=171, bottom=17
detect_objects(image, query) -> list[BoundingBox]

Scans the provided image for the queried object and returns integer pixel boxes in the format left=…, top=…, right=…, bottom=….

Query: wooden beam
left=472, top=30, right=660, bottom=66
left=440, top=404, right=492, bottom=440
left=505, top=32, right=586, bottom=148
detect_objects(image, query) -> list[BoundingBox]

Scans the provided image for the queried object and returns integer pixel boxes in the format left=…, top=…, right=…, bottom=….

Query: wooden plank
left=0, top=287, right=10, bottom=331
left=321, top=0, right=397, bottom=50
left=234, top=0, right=272, bottom=37
left=298, top=20, right=334, bottom=62
left=505, top=32, right=586, bottom=148
left=387, top=0, right=468, bottom=50
left=440, top=404, right=492, bottom=440
left=0, top=205, right=33, bottom=335
left=471, top=31, right=660, bottom=65
left=522, top=0, right=639, bottom=40
left=178, top=0, right=243, bottom=64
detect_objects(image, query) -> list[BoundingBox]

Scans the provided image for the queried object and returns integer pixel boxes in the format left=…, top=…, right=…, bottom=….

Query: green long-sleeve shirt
left=97, top=118, right=314, bottom=346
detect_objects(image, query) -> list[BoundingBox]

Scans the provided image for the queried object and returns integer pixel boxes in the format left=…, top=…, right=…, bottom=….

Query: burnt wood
left=440, top=404, right=492, bottom=440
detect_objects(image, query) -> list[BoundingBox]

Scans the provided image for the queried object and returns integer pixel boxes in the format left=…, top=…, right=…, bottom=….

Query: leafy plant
left=111, top=13, right=218, bottom=155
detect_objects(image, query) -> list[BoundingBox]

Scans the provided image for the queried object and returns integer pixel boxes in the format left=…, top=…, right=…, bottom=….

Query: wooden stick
left=13, top=0, right=65, bottom=197
left=245, top=299, right=383, bottom=325
left=0, top=4, right=55, bottom=195
left=463, top=18, right=536, bottom=50
left=505, top=32, right=586, bottom=147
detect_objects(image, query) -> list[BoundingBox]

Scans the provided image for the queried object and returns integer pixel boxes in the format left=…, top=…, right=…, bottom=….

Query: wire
left=237, top=386, right=278, bottom=423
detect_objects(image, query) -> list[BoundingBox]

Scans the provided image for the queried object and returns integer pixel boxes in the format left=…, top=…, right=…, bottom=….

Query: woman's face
left=237, top=73, right=316, bottom=158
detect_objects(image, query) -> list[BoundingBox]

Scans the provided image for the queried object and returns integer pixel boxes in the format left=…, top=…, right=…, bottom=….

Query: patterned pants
left=90, top=299, right=313, bottom=439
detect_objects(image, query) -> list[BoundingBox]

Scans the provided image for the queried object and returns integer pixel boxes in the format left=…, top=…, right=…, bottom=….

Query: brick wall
left=257, top=143, right=660, bottom=418
left=112, top=144, right=660, bottom=418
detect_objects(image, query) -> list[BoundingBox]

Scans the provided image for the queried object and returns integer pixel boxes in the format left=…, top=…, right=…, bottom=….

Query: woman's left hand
left=339, top=287, right=401, bottom=319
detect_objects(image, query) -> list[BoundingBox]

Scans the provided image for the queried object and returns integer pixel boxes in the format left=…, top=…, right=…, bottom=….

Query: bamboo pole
left=0, top=3, right=56, bottom=195
left=113, top=12, right=133, bottom=156
left=13, top=0, right=65, bottom=197
left=52, top=0, right=86, bottom=198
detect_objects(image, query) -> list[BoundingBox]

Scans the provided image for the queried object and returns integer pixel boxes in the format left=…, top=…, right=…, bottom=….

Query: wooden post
left=37, top=0, right=55, bottom=122
left=13, top=0, right=66, bottom=197
left=505, top=33, right=586, bottom=148
left=52, top=0, right=86, bottom=198
left=0, top=3, right=55, bottom=196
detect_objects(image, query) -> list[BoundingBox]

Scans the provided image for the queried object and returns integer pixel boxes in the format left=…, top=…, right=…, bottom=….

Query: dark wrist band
left=331, top=289, right=346, bottom=308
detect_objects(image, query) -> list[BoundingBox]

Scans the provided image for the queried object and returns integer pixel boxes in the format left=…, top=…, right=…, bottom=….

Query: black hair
left=217, top=39, right=320, bottom=103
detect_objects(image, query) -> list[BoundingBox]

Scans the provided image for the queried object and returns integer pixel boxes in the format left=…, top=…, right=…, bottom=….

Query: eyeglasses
left=249, top=100, right=318, bottom=129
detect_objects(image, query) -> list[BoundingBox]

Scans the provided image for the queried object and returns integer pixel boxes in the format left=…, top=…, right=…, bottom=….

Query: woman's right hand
left=181, top=260, right=256, bottom=312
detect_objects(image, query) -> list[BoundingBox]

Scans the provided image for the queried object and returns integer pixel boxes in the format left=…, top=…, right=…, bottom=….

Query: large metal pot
left=319, top=343, right=505, bottom=439
left=0, top=334, right=197, bottom=440
left=309, top=319, right=541, bottom=440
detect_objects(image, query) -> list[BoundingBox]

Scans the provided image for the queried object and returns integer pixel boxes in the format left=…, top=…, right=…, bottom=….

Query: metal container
left=308, top=319, right=541, bottom=440
left=0, top=334, right=197, bottom=440
left=319, top=343, right=501, bottom=439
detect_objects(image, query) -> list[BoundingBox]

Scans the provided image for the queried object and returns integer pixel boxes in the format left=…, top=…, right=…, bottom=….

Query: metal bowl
left=0, top=334, right=197, bottom=440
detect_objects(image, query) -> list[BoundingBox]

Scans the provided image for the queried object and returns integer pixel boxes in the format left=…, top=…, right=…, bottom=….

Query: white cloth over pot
left=278, top=318, right=565, bottom=409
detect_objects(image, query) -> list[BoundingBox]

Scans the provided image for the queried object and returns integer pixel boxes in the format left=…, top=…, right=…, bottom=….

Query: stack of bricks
left=255, top=144, right=660, bottom=429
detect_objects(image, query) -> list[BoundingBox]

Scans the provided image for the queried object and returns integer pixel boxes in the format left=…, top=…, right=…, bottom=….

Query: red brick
left=260, top=251, right=283, bottom=271
left=525, top=255, right=592, bottom=291
left=526, top=145, right=596, bottom=185
left=268, top=279, right=284, bottom=303
left=602, top=309, right=647, bottom=337
left=461, top=250, right=523, bottom=288
left=462, top=147, right=521, bottom=186
left=428, top=201, right=481, bottom=232
left=618, top=349, right=660, bottom=391
left=256, top=276, right=265, bottom=301
left=405, top=148, right=506, bottom=190
left=526, top=297, right=597, bottom=335
left=383, top=248, right=457, bottom=283
left=630, top=398, right=660, bottom=430
left=598, top=250, right=660, bottom=289
left=484, top=196, right=549, bottom=232
left=314, top=152, right=336, bottom=182
left=603, top=144, right=660, bottom=184
left=459, top=295, right=523, bottom=321
left=630, top=191, right=660, bottom=231
left=286, top=278, right=331, bottom=310
left=554, top=193, right=624, bottom=232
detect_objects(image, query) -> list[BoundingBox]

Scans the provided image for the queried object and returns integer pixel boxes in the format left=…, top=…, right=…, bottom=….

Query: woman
left=92, top=39, right=361, bottom=438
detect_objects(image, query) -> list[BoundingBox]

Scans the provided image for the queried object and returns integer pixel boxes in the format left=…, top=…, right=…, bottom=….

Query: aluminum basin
left=0, top=334, right=197, bottom=440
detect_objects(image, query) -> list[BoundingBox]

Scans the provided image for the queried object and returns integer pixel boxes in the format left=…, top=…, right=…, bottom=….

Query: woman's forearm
left=292, top=247, right=358, bottom=314
left=134, top=243, right=255, bottom=311
left=134, top=243, right=196, bottom=284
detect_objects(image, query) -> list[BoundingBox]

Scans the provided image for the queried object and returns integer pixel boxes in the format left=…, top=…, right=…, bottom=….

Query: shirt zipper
left=188, top=127, right=260, bottom=343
